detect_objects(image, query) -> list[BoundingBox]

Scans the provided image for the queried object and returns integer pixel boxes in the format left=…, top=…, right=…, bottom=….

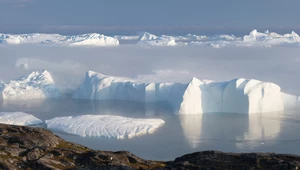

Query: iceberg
left=73, top=71, right=300, bottom=114
left=242, top=29, right=300, bottom=47
left=139, top=32, right=158, bottom=41
left=73, top=71, right=145, bottom=101
left=0, top=112, right=43, bottom=126
left=1, top=30, right=299, bottom=47
left=0, top=70, right=61, bottom=100
left=46, top=115, right=165, bottom=139
left=138, top=38, right=178, bottom=47
left=138, top=32, right=178, bottom=46
left=136, top=30, right=300, bottom=47
left=0, top=33, right=119, bottom=46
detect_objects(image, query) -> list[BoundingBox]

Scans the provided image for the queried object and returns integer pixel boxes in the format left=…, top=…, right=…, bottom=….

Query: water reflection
left=236, top=112, right=282, bottom=149
left=178, top=111, right=285, bottom=150
left=179, top=115, right=203, bottom=148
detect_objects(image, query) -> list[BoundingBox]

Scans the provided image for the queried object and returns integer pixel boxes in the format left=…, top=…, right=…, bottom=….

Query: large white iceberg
left=46, top=115, right=165, bottom=139
left=0, top=33, right=119, bottom=46
left=0, top=70, right=61, bottom=100
left=73, top=71, right=300, bottom=114
left=0, top=112, right=43, bottom=126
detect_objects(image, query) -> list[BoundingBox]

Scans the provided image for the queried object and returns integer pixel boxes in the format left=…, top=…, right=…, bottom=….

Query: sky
left=0, top=0, right=300, bottom=34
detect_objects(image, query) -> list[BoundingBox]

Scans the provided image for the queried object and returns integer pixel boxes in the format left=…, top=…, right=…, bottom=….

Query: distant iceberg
left=242, top=29, right=300, bottom=47
left=1, top=30, right=300, bottom=47
left=0, top=70, right=61, bottom=100
left=0, top=33, right=119, bottom=46
left=46, top=115, right=165, bottom=139
left=73, top=71, right=300, bottom=114
left=138, top=32, right=177, bottom=46
left=135, top=30, right=300, bottom=47
left=0, top=112, right=43, bottom=126
left=140, top=32, right=158, bottom=41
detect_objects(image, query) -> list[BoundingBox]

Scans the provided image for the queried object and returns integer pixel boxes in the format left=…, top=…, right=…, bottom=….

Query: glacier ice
left=0, top=112, right=43, bottom=126
left=46, top=115, right=165, bottom=139
left=73, top=71, right=300, bottom=114
left=0, top=33, right=119, bottom=46
left=0, top=70, right=61, bottom=100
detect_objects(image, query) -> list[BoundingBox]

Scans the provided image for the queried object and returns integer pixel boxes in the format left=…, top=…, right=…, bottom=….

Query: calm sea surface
left=1, top=99, right=300, bottom=161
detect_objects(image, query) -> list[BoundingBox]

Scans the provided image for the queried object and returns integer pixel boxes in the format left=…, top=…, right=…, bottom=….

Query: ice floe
left=0, top=112, right=42, bottom=126
left=46, top=115, right=165, bottom=139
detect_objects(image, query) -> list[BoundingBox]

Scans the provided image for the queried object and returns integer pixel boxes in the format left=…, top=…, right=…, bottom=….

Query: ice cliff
left=73, top=71, right=300, bottom=114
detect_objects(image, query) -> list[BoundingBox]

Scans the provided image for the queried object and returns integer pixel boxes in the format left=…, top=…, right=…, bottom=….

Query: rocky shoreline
left=1, top=124, right=300, bottom=170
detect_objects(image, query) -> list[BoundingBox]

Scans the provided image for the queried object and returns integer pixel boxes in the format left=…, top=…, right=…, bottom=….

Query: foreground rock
left=0, top=124, right=164, bottom=170
left=1, top=124, right=300, bottom=170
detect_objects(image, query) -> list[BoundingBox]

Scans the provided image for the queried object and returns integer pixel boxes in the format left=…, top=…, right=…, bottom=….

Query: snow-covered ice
left=73, top=71, right=300, bottom=114
left=0, top=112, right=43, bottom=126
left=0, top=70, right=61, bottom=100
left=46, top=115, right=165, bottom=139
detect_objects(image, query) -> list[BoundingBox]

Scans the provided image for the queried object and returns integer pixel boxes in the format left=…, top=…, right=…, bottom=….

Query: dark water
left=1, top=99, right=300, bottom=161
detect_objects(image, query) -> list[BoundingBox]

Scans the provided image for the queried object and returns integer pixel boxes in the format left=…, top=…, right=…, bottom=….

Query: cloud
left=135, top=70, right=193, bottom=83
left=15, top=57, right=87, bottom=73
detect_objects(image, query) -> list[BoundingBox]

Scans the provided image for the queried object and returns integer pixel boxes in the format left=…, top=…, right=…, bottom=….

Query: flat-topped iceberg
left=0, top=33, right=119, bottom=46
left=46, top=115, right=165, bottom=139
left=0, top=70, right=61, bottom=100
left=0, top=112, right=43, bottom=126
left=73, top=71, right=300, bottom=114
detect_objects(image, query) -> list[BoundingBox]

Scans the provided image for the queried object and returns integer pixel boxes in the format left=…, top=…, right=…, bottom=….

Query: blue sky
left=0, top=0, right=299, bottom=34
